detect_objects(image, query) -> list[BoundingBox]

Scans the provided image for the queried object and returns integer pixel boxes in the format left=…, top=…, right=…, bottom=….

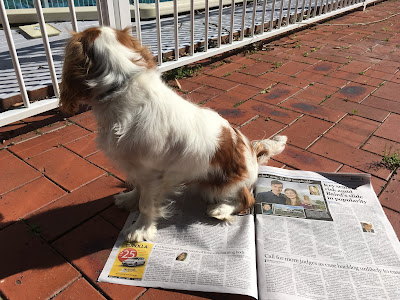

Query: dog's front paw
left=207, top=203, right=235, bottom=223
left=123, top=221, right=157, bottom=242
left=114, top=189, right=140, bottom=211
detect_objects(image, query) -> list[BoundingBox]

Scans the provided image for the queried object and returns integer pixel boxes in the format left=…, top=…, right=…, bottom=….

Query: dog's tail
left=251, top=135, right=287, bottom=165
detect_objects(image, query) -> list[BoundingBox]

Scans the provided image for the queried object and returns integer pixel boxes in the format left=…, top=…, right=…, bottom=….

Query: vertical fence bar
left=318, top=0, right=324, bottom=15
left=286, top=0, right=292, bottom=25
left=306, top=0, right=312, bottom=18
left=112, top=0, right=131, bottom=30
left=173, top=0, right=178, bottom=59
left=190, top=0, right=194, bottom=54
left=34, top=0, right=60, bottom=97
left=324, top=0, right=328, bottom=13
left=277, top=0, right=284, bottom=28
left=67, top=0, right=78, bottom=32
left=98, top=0, right=116, bottom=27
left=335, top=0, right=340, bottom=10
left=205, top=0, right=209, bottom=51
left=96, top=0, right=104, bottom=26
left=155, top=0, right=162, bottom=64
left=299, top=0, right=306, bottom=21
left=313, top=0, right=317, bottom=17
left=133, top=0, right=142, bottom=42
left=0, top=0, right=30, bottom=107
left=240, top=0, right=246, bottom=40
left=261, top=0, right=267, bottom=32
left=293, top=0, right=299, bottom=23
left=270, top=0, right=276, bottom=30
left=230, top=0, right=235, bottom=43
left=218, top=0, right=222, bottom=47
left=251, top=0, right=256, bottom=36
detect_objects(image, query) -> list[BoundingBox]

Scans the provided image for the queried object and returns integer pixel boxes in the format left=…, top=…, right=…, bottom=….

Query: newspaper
left=99, top=167, right=400, bottom=299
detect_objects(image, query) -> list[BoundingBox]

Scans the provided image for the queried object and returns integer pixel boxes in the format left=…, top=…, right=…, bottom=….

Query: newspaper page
left=99, top=190, right=258, bottom=298
left=255, top=166, right=400, bottom=300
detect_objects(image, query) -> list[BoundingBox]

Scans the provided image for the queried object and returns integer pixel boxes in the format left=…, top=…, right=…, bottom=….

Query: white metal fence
left=0, top=0, right=375, bottom=127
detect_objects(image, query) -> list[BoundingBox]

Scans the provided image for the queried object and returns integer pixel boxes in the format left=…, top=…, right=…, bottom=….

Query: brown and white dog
left=60, top=27, right=287, bottom=242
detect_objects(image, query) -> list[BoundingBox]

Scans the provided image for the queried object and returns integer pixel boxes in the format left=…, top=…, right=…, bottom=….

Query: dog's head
left=60, top=27, right=155, bottom=114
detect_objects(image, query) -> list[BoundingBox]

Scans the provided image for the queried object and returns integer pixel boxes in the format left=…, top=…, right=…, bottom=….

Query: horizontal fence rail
left=1, top=0, right=377, bottom=127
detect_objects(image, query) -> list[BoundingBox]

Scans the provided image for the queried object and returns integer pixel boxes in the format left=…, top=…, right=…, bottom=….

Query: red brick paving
left=52, top=278, right=107, bottom=300
left=323, top=115, right=379, bottom=148
left=1, top=1, right=400, bottom=299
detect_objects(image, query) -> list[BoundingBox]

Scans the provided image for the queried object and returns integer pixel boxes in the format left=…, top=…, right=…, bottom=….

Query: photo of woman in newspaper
left=176, top=252, right=188, bottom=261
left=361, top=222, right=375, bottom=233
left=255, top=175, right=332, bottom=221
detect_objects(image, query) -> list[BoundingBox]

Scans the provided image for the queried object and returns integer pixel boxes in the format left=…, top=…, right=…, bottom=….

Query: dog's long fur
left=60, top=27, right=287, bottom=242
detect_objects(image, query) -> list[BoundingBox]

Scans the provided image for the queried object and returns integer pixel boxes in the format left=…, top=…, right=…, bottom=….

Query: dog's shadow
left=0, top=189, right=231, bottom=281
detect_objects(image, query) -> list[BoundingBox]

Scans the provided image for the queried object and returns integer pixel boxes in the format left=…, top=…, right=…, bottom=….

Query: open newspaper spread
left=99, top=167, right=400, bottom=299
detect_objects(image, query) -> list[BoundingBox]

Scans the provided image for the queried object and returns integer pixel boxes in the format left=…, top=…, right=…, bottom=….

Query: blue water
left=4, top=0, right=172, bottom=9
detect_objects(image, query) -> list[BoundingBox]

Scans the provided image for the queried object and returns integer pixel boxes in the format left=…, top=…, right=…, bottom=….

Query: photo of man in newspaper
left=255, top=174, right=332, bottom=221
left=261, top=203, right=274, bottom=215
left=255, top=180, right=286, bottom=204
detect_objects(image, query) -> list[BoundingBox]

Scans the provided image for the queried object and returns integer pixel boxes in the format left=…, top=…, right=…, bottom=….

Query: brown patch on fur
left=200, top=127, right=248, bottom=188
left=60, top=27, right=102, bottom=115
left=115, top=28, right=156, bottom=69
left=239, top=186, right=255, bottom=210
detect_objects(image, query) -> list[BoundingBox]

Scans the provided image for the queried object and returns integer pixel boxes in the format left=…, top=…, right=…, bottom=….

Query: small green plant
left=292, top=42, right=302, bottom=48
left=352, top=109, right=358, bottom=115
left=309, top=83, right=314, bottom=86
left=233, top=100, right=247, bottom=107
left=384, top=37, right=390, bottom=42
left=162, top=64, right=203, bottom=81
left=381, top=148, right=400, bottom=171
left=273, top=61, right=283, bottom=68
left=223, top=72, right=231, bottom=77
left=260, top=87, right=271, bottom=94
left=19, top=218, right=41, bottom=236
left=303, top=52, right=309, bottom=57
left=359, top=71, right=366, bottom=75
left=382, top=27, right=387, bottom=31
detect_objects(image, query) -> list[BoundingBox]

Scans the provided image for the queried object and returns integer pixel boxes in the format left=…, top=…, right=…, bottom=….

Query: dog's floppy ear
left=60, top=27, right=101, bottom=115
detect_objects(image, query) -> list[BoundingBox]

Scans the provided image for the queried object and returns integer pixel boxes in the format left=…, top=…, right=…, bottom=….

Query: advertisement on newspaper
left=108, top=241, right=153, bottom=280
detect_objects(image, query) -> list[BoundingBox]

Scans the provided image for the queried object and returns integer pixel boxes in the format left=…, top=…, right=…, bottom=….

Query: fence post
left=97, top=0, right=131, bottom=30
